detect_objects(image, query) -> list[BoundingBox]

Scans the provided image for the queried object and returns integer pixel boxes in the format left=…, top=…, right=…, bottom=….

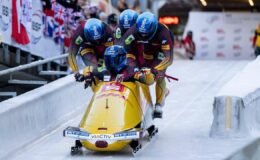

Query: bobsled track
left=2, top=60, right=260, bottom=160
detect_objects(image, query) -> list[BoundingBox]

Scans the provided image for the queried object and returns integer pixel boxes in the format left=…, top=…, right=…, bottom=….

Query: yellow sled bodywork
left=78, top=81, right=153, bottom=151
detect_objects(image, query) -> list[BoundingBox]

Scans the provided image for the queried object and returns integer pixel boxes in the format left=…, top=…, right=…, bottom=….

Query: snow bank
left=210, top=57, right=260, bottom=137
left=0, top=75, right=91, bottom=159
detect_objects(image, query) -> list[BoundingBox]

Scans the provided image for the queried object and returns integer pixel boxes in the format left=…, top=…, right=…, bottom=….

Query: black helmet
left=107, top=13, right=117, bottom=25
left=104, top=45, right=127, bottom=74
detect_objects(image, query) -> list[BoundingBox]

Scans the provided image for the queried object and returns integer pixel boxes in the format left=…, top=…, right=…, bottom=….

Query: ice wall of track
left=210, top=56, right=260, bottom=137
left=0, top=75, right=91, bottom=159
left=225, top=138, right=260, bottom=160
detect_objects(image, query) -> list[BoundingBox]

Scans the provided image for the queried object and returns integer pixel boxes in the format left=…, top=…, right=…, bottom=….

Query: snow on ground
left=6, top=60, right=256, bottom=160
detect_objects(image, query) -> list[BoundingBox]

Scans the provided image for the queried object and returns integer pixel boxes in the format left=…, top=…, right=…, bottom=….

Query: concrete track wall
left=210, top=57, right=260, bottom=137
left=0, top=75, right=91, bottom=159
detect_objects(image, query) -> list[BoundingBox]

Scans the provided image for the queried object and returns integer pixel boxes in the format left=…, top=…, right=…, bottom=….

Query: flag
left=11, top=0, right=30, bottom=45
left=43, top=8, right=55, bottom=37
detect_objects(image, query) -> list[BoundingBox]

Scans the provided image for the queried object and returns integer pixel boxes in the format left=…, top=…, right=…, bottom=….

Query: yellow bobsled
left=63, top=81, right=158, bottom=154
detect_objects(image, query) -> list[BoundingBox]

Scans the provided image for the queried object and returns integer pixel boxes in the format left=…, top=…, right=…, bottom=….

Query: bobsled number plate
left=63, top=127, right=140, bottom=140
left=101, top=83, right=124, bottom=92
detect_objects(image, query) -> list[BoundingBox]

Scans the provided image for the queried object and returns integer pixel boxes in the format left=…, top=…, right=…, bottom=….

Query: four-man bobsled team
left=68, top=10, right=174, bottom=119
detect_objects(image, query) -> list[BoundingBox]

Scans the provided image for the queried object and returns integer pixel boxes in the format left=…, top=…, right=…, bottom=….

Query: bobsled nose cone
left=95, top=141, right=108, bottom=148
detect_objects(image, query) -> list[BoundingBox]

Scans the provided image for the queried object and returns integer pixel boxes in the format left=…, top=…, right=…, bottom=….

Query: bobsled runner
left=63, top=81, right=159, bottom=155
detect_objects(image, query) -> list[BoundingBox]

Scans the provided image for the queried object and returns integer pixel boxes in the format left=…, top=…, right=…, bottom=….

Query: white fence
left=210, top=56, right=260, bottom=137
left=0, top=75, right=91, bottom=159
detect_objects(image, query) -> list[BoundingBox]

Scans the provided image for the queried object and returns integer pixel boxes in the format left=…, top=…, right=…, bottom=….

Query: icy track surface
left=7, top=60, right=256, bottom=160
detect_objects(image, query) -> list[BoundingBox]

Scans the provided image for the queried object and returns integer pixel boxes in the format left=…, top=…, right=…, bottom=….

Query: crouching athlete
left=119, top=12, right=174, bottom=118
left=68, top=18, right=114, bottom=82
left=82, top=45, right=155, bottom=88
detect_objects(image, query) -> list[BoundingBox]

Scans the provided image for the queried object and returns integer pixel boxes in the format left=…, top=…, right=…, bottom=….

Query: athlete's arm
left=154, top=27, right=174, bottom=71
left=68, top=24, right=85, bottom=73
left=253, top=30, right=257, bottom=47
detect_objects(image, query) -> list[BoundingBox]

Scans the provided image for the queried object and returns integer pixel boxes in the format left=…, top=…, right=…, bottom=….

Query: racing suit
left=253, top=27, right=260, bottom=57
left=114, top=26, right=127, bottom=43
left=118, top=23, right=174, bottom=106
left=68, top=21, right=114, bottom=75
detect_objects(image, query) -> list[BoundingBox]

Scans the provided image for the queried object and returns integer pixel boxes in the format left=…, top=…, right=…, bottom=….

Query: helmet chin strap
left=88, top=38, right=102, bottom=45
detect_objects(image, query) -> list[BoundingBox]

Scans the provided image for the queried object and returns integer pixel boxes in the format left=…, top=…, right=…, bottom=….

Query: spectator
left=183, top=31, right=196, bottom=60
left=57, top=0, right=86, bottom=47
left=42, top=0, right=86, bottom=47
left=117, top=0, right=128, bottom=12
left=41, top=0, right=52, bottom=10
left=99, top=12, right=107, bottom=22
left=83, top=4, right=100, bottom=19
left=253, top=23, right=260, bottom=57
left=107, top=13, right=118, bottom=32
left=77, top=0, right=88, bottom=7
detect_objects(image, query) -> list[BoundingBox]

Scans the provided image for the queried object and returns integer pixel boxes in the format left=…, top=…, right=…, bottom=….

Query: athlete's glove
left=83, top=66, right=95, bottom=88
left=151, top=68, right=165, bottom=80
left=151, top=68, right=159, bottom=75
left=134, top=68, right=155, bottom=85
left=74, top=73, right=85, bottom=82
left=84, top=73, right=95, bottom=88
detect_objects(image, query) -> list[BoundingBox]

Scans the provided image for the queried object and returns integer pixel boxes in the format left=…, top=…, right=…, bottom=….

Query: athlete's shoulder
left=157, top=23, right=174, bottom=39
left=119, top=24, right=139, bottom=46
left=103, top=22, right=114, bottom=35
left=80, top=20, right=87, bottom=28
left=72, top=22, right=86, bottom=46
left=157, top=23, right=170, bottom=32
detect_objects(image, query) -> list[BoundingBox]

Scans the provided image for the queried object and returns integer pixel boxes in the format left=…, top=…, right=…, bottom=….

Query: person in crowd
left=118, top=12, right=174, bottom=118
left=253, top=23, right=260, bottom=57
left=83, top=45, right=155, bottom=88
left=117, top=0, right=128, bottom=12
left=115, top=9, right=138, bottom=42
left=83, top=4, right=100, bottom=19
left=41, top=0, right=52, bottom=10
left=77, top=0, right=88, bottom=7
left=99, top=12, right=107, bottom=22
left=68, top=18, right=114, bottom=82
left=42, top=0, right=87, bottom=48
left=107, top=13, right=118, bottom=32
left=182, top=31, right=195, bottom=60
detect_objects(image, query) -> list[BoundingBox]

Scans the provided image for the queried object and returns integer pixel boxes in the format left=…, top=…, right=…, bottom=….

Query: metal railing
left=0, top=53, right=69, bottom=77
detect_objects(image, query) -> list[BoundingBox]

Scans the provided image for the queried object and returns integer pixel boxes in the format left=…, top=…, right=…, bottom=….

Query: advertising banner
left=185, top=12, right=260, bottom=60
left=0, top=0, right=61, bottom=59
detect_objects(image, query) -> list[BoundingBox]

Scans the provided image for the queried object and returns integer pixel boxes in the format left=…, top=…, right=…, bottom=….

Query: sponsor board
left=217, top=44, right=225, bottom=49
left=65, top=128, right=140, bottom=140
left=31, top=10, right=43, bottom=44
left=184, top=12, right=259, bottom=59
left=0, top=0, right=11, bottom=31
left=216, top=52, right=225, bottom=58
left=0, top=0, right=62, bottom=59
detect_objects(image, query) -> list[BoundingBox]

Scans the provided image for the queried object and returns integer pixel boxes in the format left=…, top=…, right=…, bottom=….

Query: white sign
left=185, top=12, right=260, bottom=60
left=0, top=0, right=62, bottom=59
